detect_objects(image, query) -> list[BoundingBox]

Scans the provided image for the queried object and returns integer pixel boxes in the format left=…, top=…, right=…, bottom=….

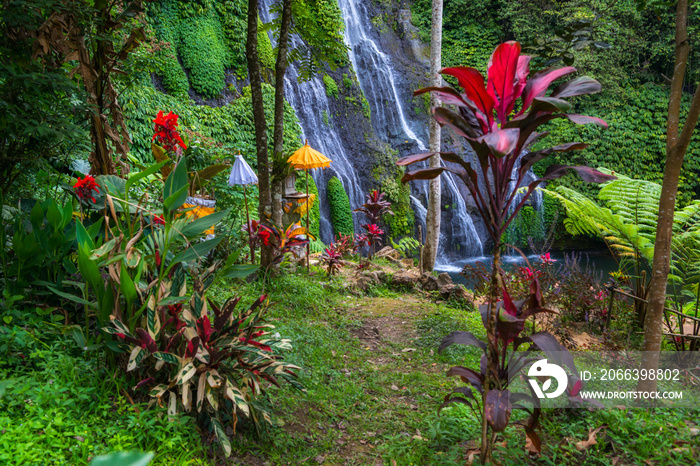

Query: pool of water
left=435, top=250, right=620, bottom=288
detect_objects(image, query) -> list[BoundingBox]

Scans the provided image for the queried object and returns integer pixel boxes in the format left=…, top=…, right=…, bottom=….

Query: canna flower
left=73, top=175, right=100, bottom=203
left=152, top=111, right=187, bottom=152
left=152, top=215, right=165, bottom=226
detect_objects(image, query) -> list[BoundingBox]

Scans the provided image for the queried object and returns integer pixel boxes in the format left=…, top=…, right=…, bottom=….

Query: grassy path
left=216, top=273, right=699, bottom=466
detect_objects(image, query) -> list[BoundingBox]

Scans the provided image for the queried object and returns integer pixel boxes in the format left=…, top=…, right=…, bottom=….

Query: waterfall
left=338, top=0, right=483, bottom=261
left=258, top=0, right=365, bottom=244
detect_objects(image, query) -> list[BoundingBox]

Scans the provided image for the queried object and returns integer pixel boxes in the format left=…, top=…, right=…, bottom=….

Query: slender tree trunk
left=247, top=0, right=272, bottom=267
left=639, top=0, right=700, bottom=392
left=422, top=0, right=443, bottom=271
left=271, top=0, right=293, bottom=227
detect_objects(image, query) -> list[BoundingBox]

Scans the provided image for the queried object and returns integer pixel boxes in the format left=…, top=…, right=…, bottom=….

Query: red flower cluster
left=258, top=229, right=271, bottom=246
left=152, top=215, right=165, bottom=226
left=539, top=252, right=557, bottom=264
left=73, top=175, right=100, bottom=203
left=152, top=111, right=187, bottom=153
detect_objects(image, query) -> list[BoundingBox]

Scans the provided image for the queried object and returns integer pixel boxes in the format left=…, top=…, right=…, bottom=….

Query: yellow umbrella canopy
left=287, top=141, right=331, bottom=273
left=287, top=140, right=332, bottom=169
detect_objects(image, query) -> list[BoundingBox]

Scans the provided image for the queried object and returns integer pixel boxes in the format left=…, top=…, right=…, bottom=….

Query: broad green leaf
left=171, top=237, right=223, bottom=265
left=125, top=160, right=169, bottom=193
left=222, top=264, right=260, bottom=279
left=179, top=209, right=231, bottom=238
left=163, top=159, right=188, bottom=211
left=120, top=261, right=137, bottom=309
left=163, top=184, right=189, bottom=213
left=89, top=238, right=117, bottom=260
left=96, top=175, right=126, bottom=198
left=48, top=286, right=93, bottom=307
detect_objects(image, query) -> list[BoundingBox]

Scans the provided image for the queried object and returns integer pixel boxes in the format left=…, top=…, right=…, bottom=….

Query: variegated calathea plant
left=398, top=41, right=614, bottom=462
left=59, top=156, right=302, bottom=457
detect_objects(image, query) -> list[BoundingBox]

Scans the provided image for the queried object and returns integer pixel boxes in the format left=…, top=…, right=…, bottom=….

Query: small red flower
left=152, top=111, right=187, bottom=152
left=153, top=215, right=165, bottom=226
left=154, top=247, right=161, bottom=268
left=539, top=252, right=557, bottom=265
left=73, top=175, right=100, bottom=203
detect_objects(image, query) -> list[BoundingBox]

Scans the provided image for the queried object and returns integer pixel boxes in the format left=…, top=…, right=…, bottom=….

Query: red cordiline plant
left=353, top=190, right=394, bottom=225
left=321, top=243, right=343, bottom=277
left=357, top=223, right=384, bottom=260
left=332, top=233, right=358, bottom=258
left=397, top=41, right=615, bottom=460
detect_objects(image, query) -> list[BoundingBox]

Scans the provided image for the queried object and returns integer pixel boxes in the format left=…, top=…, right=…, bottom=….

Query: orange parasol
left=287, top=140, right=332, bottom=272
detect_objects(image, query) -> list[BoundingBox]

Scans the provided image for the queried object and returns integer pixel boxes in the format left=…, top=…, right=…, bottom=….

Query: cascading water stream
left=338, top=0, right=483, bottom=260
left=258, top=0, right=365, bottom=243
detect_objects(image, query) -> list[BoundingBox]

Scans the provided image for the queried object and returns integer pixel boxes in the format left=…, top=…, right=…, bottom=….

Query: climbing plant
left=381, top=175, right=414, bottom=239
left=327, top=176, right=354, bottom=237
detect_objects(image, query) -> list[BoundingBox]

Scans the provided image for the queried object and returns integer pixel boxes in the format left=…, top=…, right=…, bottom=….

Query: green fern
left=542, top=170, right=700, bottom=277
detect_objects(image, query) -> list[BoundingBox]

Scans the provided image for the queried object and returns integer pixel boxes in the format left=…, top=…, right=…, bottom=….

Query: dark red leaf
left=540, top=164, right=617, bottom=183
left=401, top=167, right=445, bottom=183
left=414, top=86, right=470, bottom=107
left=514, top=55, right=531, bottom=100
left=439, top=331, right=486, bottom=353
left=519, top=66, right=576, bottom=115
left=186, top=336, right=200, bottom=358
left=441, top=66, right=494, bottom=129
left=446, top=366, right=484, bottom=391
left=487, top=41, right=522, bottom=122
left=478, top=128, right=520, bottom=158
left=529, top=96, right=572, bottom=114
left=529, top=332, right=578, bottom=377
left=570, top=379, right=583, bottom=397
left=563, top=113, right=608, bottom=128
left=433, top=107, right=479, bottom=138
left=396, top=151, right=452, bottom=166
left=485, top=389, right=512, bottom=432
left=552, top=76, right=602, bottom=99
left=502, top=287, right=518, bottom=316
left=439, top=396, right=473, bottom=411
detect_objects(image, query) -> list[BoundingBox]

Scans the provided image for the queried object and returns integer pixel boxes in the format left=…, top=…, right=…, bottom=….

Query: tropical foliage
left=398, top=41, right=614, bottom=460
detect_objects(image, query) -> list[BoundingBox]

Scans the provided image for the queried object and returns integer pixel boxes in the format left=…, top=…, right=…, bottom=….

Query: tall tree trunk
left=271, top=0, right=293, bottom=227
left=247, top=0, right=273, bottom=267
left=421, top=0, right=442, bottom=271
left=639, top=0, right=700, bottom=392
